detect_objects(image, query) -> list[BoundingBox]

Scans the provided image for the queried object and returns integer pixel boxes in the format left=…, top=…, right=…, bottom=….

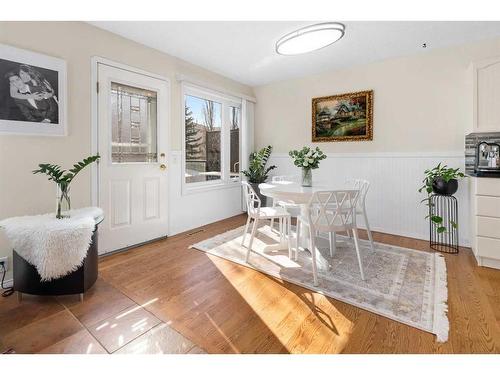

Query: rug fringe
left=433, top=253, right=449, bottom=342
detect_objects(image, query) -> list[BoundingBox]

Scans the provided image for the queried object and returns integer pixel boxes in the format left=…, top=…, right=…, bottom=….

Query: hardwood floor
left=1, top=213, right=500, bottom=353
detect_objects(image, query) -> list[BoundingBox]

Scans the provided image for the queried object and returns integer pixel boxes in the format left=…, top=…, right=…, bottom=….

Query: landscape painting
left=312, top=90, right=373, bottom=142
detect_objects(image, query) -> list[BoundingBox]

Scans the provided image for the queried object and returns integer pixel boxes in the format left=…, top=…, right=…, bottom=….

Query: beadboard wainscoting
left=268, top=152, right=470, bottom=246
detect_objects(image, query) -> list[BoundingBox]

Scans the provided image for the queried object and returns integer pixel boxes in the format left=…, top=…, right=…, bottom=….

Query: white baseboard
left=475, top=255, right=500, bottom=270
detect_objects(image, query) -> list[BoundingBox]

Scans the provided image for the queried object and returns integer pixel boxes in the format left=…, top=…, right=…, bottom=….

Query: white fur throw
left=0, top=207, right=103, bottom=281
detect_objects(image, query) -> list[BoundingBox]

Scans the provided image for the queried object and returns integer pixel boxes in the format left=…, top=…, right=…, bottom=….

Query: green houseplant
left=418, top=163, right=465, bottom=233
left=289, top=146, right=327, bottom=186
left=242, top=145, right=276, bottom=205
left=33, top=155, right=100, bottom=219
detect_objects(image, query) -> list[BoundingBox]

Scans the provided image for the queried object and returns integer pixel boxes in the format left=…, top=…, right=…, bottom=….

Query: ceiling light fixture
left=275, top=22, right=345, bottom=56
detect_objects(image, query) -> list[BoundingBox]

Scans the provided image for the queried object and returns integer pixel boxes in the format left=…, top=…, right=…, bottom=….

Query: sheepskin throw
left=0, top=207, right=103, bottom=281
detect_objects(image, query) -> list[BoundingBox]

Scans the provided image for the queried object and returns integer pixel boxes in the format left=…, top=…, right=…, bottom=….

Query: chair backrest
left=272, top=175, right=299, bottom=184
left=346, top=179, right=370, bottom=208
left=241, top=181, right=261, bottom=217
left=307, top=190, right=360, bottom=232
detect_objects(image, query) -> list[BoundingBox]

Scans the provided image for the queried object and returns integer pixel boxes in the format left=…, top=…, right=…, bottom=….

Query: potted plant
left=241, top=145, right=276, bottom=206
left=418, top=163, right=466, bottom=233
left=33, top=155, right=100, bottom=219
left=289, top=146, right=327, bottom=186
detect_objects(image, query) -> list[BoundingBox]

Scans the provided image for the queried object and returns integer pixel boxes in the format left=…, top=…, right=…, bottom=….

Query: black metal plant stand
left=429, top=194, right=459, bottom=254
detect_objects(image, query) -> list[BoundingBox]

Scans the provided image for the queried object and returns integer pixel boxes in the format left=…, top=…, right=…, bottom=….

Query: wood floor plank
left=99, top=214, right=500, bottom=353
left=2, top=213, right=500, bottom=354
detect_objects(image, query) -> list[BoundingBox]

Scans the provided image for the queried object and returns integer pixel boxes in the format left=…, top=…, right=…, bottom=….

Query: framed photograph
left=0, top=44, right=66, bottom=136
left=312, top=90, right=373, bottom=142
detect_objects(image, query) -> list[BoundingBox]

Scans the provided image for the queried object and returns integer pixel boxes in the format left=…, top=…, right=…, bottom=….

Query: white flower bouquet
left=288, top=146, right=327, bottom=170
left=288, top=146, right=327, bottom=186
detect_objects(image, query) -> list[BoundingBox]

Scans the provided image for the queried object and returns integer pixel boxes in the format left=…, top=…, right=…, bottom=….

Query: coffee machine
left=475, top=141, right=500, bottom=176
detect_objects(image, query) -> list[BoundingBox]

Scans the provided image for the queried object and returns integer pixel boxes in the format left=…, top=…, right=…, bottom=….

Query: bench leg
left=79, top=293, right=84, bottom=302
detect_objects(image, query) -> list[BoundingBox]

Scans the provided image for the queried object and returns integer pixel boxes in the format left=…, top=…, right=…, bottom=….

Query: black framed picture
left=0, top=44, right=66, bottom=136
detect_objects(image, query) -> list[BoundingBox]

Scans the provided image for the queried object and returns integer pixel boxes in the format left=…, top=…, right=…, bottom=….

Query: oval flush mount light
left=276, top=22, right=345, bottom=55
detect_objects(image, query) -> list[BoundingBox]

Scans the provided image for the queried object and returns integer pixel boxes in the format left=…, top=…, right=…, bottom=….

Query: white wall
left=255, top=38, right=500, bottom=244
left=0, top=22, right=254, bottom=281
left=168, top=152, right=243, bottom=234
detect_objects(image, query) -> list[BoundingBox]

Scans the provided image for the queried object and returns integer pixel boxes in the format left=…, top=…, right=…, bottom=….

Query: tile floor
left=0, top=278, right=206, bottom=354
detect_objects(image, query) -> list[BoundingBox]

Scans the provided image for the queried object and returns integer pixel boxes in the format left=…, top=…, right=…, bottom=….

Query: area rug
left=190, top=224, right=449, bottom=342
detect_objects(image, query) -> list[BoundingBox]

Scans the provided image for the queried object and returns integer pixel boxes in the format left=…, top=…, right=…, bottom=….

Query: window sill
left=182, top=180, right=241, bottom=196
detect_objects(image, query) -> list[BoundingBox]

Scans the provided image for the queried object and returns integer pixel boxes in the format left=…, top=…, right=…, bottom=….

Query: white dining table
left=258, top=181, right=358, bottom=252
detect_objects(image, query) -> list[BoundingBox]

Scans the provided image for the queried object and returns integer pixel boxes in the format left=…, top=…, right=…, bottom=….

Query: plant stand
left=429, top=194, right=459, bottom=254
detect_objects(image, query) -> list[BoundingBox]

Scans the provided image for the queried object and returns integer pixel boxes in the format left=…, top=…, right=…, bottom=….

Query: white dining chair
left=297, top=190, right=365, bottom=286
left=347, top=179, right=374, bottom=251
left=323, top=179, right=374, bottom=252
left=241, top=181, right=292, bottom=262
left=270, top=175, right=300, bottom=233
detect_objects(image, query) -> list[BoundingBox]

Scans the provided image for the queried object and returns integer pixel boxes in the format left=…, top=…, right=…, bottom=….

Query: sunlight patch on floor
left=207, top=251, right=354, bottom=353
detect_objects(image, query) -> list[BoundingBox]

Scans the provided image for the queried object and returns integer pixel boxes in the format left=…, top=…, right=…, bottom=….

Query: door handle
left=160, top=164, right=167, bottom=171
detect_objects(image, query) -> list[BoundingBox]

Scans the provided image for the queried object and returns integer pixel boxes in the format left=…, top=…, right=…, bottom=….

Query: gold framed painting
left=312, top=90, right=373, bottom=142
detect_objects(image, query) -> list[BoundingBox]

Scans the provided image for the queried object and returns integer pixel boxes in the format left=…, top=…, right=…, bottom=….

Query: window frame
left=181, top=83, right=242, bottom=195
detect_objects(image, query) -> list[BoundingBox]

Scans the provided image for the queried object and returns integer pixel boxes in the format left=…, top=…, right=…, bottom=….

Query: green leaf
left=32, top=155, right=100, bottom=186
left=241, top=146, right=276, bottom=183
left=431, top=215, right=443, bottom=224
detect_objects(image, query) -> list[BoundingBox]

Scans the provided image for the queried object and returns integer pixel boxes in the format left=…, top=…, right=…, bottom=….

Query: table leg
left=298, top=204, right=310, bottom=252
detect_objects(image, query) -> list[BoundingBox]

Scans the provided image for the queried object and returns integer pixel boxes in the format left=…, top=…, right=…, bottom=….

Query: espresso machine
left=475, top=141, right=500, bottom=176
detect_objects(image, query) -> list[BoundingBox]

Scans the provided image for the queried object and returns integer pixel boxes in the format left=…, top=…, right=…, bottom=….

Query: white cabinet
left=470, top=177, right=500, bottom=269
left=473, top=56, right=500, bottom=133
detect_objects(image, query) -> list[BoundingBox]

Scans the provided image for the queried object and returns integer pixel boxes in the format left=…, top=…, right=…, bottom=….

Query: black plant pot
left=432, top=177, right=458, bottom=196
left=250, top=182, right=267, bottom=207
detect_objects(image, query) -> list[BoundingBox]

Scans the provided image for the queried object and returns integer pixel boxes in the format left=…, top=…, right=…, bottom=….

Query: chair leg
left=270, top=200, right=276, bottom=232
left=295, top=220, right=301, bottom=261
left=329, top=232, right=336, bottom=257
left=278, top=218, right=282, bottom=240
left=287, top=217, right=292, bottom=259
left=241, top=216, right=251, bottom=246
left=352, top=228, right=366, bottom=281
left=363, top=208, right=375, bottom=251
left=246, top=219, right=258, bottom=263
left=310, top=227, right=319, bottom=286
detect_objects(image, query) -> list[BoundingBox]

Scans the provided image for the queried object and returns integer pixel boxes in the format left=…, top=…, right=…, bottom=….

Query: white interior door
left=97, top=63, right=169, bottom=254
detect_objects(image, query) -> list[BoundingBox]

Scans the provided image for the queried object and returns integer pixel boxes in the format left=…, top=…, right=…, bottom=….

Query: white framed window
left=182, top=83, right=242, bottom=193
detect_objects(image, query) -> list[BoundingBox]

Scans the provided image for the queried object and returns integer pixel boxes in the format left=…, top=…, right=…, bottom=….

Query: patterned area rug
left=190, top=224, right=449, bottom=342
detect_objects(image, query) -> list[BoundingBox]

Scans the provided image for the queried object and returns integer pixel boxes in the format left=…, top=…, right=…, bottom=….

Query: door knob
left=160, top=164, right=167, bottom=170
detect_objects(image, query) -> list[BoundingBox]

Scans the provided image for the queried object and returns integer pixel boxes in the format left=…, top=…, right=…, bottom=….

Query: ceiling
left=89, top=21, right=500, bottom=86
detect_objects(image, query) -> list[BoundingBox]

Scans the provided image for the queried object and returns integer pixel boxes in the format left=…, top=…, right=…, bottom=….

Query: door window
left=111, top=82, right=158, bottom=163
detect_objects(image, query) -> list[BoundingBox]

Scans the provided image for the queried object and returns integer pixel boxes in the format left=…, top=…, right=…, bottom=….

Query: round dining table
left=258, top=181, right=358, bottom=252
